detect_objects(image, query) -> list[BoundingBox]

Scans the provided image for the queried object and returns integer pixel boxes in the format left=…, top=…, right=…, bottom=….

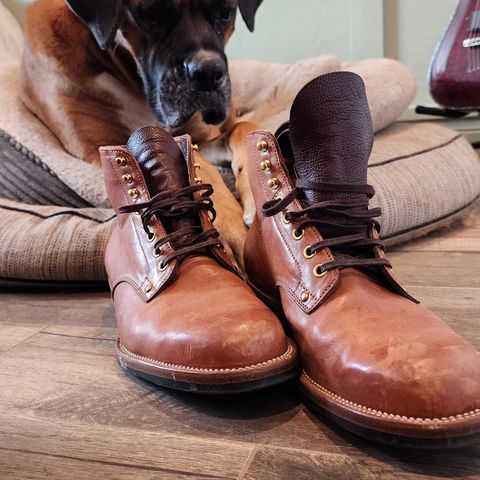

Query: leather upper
left=100, top=127, right=293, bottom=370
left=245, top=129, right=480, bottom=419
left=244, top=72, right=480, bottom=422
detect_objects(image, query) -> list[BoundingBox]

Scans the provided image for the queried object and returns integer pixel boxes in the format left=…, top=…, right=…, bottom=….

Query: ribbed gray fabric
left=0, top=129, right=93, bottom=207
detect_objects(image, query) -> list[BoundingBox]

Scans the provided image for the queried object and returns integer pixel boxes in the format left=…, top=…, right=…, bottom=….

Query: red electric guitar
left=427, top=0, right=480, bottom=113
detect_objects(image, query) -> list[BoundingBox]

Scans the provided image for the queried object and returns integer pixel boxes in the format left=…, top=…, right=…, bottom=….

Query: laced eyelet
left=303, top=246, right=316, bottom=259
left=153, top=247, right=162, bottom=258
left=146, top=231, right=155, bottom=243
left=292, top=228, right=304, bottom=241
left=158, top=262, right=168, bottom=272
left=282, top=213, right=291, bottom=224
left=313, top=264, right=328, bottom=278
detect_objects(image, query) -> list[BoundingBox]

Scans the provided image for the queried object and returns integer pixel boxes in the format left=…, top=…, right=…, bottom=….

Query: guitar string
left=473, top=0, right=480, bottom=72
left=468, top=0, right=476, bottom=72
left=472, top=0, right=480, bottom=72
left=468, top=1, right=472, bottom=72
left=468, top=0, right=478, bottom=72
left=469, top=0, right=480, bottom=73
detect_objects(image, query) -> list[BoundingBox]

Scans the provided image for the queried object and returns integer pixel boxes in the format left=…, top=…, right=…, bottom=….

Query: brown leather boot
left=244, top=72, right=480, bottom=445
left=100, top=126, right=298, bottom=393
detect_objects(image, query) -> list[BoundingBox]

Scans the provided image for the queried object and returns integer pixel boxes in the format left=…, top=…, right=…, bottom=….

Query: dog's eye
left=215, top=8, right=234, bottom=32
left=219, top=9, right=234, bottom=22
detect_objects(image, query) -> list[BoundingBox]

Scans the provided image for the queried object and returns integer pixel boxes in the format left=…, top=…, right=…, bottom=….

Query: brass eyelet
left=260, top=160, right=271, bottom=172
left=115, top=156, right=127, bottom=166
left=282, top=213, right=291, bottom=225
left=194, top=177, right=203, bottom=184
left=313, top=264, right=328, bottom=278
left=267, top=178, right=280, bottom=190
left=303, top=246, right=316, bottom=259
left=192, top=144, right=199, bottom=151
left=128, top=188, right=139, bottom=200
left=147, top=231, right=155, bottom=243
left=122, top=173, right=133, bottom=184
left=153, top=247, right=162, bottom=258
left=257, top=140, right=269, bottom=152
left=292, top=228, right=304, bottom=241
left=158, top=262, right=168, bottom=272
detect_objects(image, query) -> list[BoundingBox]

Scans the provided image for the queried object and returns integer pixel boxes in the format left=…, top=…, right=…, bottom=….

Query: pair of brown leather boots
left=100, top=72, right=480, bottom=447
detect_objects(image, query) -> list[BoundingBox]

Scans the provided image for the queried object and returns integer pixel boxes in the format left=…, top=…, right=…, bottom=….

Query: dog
left=20, top=0, right=264, bottom=266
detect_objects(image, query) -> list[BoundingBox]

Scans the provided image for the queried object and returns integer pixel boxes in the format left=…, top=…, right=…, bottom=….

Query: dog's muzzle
left=184, top=50, right=228, bottom=92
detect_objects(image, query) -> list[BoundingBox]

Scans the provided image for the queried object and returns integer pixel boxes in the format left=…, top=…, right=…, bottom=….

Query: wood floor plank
left=391, top=208, right=480, bottom=253
left=1, top=316, right=478, bottom=461
left=387, top=251, right=480, bottom=288
left=0, top=323, right=47, bottom=352
left=0, top=291, right=115, bottom=327
left=0, top=329, right=372, bottom=456
left=241, top=446, right=480, bottom=480
left=42, top=325, right=117, bottom=340
left=0, top=414, right=253, bottom=480
left=398, top=229, right=480, bottom=253
left=0, top=449, right=217, bottom=480
left=401, top=286, right=480, bottom=347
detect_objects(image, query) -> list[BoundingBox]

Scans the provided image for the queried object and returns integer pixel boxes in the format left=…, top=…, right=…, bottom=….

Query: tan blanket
left=1, top=57, right=479, bottom=282
left=0, top=56, right=417, bottom=207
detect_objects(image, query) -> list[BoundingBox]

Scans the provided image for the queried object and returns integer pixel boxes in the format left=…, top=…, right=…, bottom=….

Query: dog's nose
left=185, top=51, right=227, bottom=91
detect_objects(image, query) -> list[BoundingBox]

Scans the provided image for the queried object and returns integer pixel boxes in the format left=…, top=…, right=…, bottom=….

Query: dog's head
left=65, top=0, right=263, bottom=129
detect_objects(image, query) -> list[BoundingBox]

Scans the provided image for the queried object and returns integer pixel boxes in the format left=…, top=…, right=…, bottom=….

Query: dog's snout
left=184, top=50, right=226, bottom=91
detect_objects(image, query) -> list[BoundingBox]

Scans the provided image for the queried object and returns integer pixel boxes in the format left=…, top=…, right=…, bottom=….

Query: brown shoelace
left=119, top=184, right=221, bottom=269
left=262, top=179, right=391, bottom=275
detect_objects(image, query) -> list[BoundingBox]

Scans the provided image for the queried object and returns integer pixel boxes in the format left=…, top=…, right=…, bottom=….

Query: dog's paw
left=242, top=195, right=256, bottom=227
left=216, top=218, right=247, bottom=273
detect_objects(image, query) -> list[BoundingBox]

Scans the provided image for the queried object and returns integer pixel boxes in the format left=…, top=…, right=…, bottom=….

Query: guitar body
left=430, top=0, right=480, bottom=110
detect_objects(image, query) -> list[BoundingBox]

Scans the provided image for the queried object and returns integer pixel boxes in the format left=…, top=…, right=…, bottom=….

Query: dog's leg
left=228, top=121, right=259, bottom=227
left=194, top=150, right=247, bottom=270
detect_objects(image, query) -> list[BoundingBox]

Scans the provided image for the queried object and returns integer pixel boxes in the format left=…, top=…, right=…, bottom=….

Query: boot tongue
left=127, top=126, right=198, bottom=245
left=288, top=72, right=374, bottom=205
left=127, top=126, right=189, bottom=194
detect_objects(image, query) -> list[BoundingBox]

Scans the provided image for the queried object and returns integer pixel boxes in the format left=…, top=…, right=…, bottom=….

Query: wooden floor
left=0, top=201, right=479, bottom=480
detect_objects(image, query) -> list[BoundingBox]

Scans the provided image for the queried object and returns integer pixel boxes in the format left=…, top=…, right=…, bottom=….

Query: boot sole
left=116, top=337, right=300, bottom=395
left=301, top=371, right=480, bottom=448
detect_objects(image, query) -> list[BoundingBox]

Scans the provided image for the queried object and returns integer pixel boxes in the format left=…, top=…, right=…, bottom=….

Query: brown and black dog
left=20, top=0, right=264, bottom=264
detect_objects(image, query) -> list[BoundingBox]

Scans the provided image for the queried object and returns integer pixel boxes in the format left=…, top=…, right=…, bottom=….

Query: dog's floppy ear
left=238, top=0, right=263, bottom=32
left=65, top=0, right=124, bottom=50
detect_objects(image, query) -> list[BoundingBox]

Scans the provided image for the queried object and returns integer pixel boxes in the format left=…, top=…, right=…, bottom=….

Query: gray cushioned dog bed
left=0, top=59, right=479, bottom=282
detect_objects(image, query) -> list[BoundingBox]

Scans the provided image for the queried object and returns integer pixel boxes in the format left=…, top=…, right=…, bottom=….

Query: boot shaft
left=100, top=127, right=235, bottom=299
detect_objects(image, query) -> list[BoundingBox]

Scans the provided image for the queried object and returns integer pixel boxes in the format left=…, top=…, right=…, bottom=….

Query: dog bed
left=0, top=58, right=479, bottom=282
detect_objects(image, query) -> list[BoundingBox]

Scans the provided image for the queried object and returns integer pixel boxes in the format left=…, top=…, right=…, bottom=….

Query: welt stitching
left=302, top=372, right=480, bottom=423
left=120, top=340, right=295, bottom=372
